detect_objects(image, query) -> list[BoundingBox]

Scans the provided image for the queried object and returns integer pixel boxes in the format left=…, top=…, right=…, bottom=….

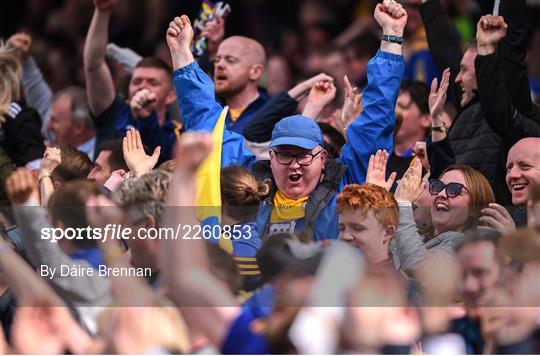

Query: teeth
left=436, top=203, right=450, bottom=211
left=512, top=184, right=526, bottom=191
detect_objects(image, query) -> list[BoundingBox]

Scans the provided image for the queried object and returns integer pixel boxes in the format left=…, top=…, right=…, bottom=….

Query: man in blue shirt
left=83, top=0, right=181, bottom=163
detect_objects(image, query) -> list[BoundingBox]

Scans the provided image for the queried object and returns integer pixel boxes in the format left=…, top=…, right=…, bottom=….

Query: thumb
left=147, top=92, right=157, bottom=102
left=151, top=146, right=161, bottom=160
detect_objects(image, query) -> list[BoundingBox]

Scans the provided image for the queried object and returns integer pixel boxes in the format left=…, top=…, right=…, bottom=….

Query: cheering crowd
left=1, top=0, right=540, bottom=354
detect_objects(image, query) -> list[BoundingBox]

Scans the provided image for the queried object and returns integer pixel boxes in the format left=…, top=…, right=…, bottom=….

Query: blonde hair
left=0, top=44, right=22, bottom=123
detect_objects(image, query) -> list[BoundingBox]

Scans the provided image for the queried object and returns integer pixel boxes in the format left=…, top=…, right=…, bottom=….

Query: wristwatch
left=432, top=121, right=447, bottom=134
left=382, top=35, right=404, bottom=44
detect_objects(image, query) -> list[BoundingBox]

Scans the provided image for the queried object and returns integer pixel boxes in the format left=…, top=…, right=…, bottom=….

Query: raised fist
left=130, top=88, right=157, bottom=118
left=40, top=147, right=62, bottom=175
left=166, top=15, right=194, bottom=53
left=374, top=0, right=408, bottom=36
left=6, top=168, right=39, bottom=205
left=7, top=33, right=32, bottom=60
left=201, top=17, right=225, bottom=59
left=93, top=0, right=118, bottom=12
left=476, top=15, right=508, bottom=52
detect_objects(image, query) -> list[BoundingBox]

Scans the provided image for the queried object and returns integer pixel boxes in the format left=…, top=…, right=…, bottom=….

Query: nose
left=289, top=158, right=301, bottom=169
left=214, top=58, right=225, bottom=69
left=87, top=168, right=96, bottom=180
left=436, top=187, right=448, bottom=199
left=339, top=232, right=353, bottom=241
left=507, top=166, right=521, bottom=180
left=463, top=273, right=479, bottom=294
left=455, top=71, right=462, bottom=84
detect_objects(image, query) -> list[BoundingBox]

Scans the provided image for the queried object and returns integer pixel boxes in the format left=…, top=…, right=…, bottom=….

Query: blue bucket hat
left=269, top=115, right=324, bottom=150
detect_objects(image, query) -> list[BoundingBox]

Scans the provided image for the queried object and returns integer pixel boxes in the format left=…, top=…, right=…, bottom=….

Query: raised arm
left=243, top=73, right=333, bottom=143
left=498, top=0, right=538, bottom=118
left=83, top=0, right=117, bottom=116
left=419, top=0, right=463, bottom=110
left=160, top=132, right=239, bottom=348
left=338, top=0, right=406, bottom=186
left=8, top=33, right=53, bottom=123
left=168, top=15, right=256, bottom=168
left=475, top=15, right=540, bottom=142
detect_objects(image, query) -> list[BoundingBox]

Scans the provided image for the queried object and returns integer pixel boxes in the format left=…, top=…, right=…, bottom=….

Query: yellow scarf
left=270, top=191, right=308, bottom=223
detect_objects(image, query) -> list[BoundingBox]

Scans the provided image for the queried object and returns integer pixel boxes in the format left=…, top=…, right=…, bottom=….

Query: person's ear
left=383, top=225, right=396, bottom=245
left=421, top=113, right=431, bottom=130
left=165, top=89, right=176, bottom=106
left=144, top=214, right=157, bottom=229
left=249, top=64, right=264, bottom=81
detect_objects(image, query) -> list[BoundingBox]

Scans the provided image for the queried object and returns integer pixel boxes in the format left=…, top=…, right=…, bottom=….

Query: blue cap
left=269, top=115, right=324, bottom=150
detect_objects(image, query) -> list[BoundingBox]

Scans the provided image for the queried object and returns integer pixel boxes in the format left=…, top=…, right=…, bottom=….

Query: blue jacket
left=174, top=50, right=404, bottom=241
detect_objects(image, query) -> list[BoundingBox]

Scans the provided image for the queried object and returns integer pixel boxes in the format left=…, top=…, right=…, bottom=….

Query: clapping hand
left=366, top=149, right=397, bottom=191
left=122, top=128, right=160, bottom=177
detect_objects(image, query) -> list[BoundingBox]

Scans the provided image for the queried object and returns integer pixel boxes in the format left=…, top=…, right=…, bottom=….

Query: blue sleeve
left=338, top=50, right=404, bottom=188
left=173, top=61, right=256, bottom=169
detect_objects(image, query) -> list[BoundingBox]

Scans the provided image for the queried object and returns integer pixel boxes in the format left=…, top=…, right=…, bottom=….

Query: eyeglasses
left=429, top=179, right=467, bottom=198
left=272, top=150, right=324, bottom=166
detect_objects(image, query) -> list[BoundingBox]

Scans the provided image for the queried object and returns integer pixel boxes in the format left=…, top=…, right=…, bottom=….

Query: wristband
left=382, top=35, right=404, bottom=45
left=38, top=171, right=51, bottom=183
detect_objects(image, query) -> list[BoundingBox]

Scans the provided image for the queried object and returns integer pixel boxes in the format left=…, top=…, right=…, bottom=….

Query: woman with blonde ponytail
left=0, top=44, right=44, bottom=168
left=219, top=166, right=270, bottom=291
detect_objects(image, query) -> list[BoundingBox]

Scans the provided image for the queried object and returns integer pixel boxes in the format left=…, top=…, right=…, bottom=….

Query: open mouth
left=511, top=183, right=528, bottom=192
left=435, top=202, right=450, bottom=212
left=215, top=73, right=228, bottom=81
left=288, top=173, right=302, bottom=183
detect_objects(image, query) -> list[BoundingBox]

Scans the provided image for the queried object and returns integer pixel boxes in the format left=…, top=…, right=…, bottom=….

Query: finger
left=127, top=128, right=135, bottom=151
left=479, top=216, right=503, bottom=231
left=180, top=14, right=191, bottom=27
left=122, top=136, right=128, bottom=156
left=388, top=171, right=397, bottom=186
left=487, top=203, right=511, bottom=219
left=167, top=27, right=178, bottom=37
left=134, top=130, right=143, bottom=150
left=430, top=77, right=438, bottom=95
left=480, top=207, right=505, bottom=222
left=367, top=154, right=374, bottom=177
left=151, top=146, right=161, bottom=161
left=343, top=75, right=352, bottom=95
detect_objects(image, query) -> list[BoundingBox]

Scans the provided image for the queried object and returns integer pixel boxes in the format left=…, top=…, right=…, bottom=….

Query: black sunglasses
left=429, top=179, right=467, bottom=198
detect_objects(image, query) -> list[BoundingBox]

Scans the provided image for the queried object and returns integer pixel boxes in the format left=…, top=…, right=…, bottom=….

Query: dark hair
left=221, top=166, right=270, bottom=222
left=318, top=122, right=346, bottom=158
left=135, top=57, right=172, bottom=80
left=52, top=145, right=93, bottom=182
left=48, top=180, right=102, bottom=249
left=206, top=243, right=242, bottom=296
left=400, top=80, right=430, bottom=115
left=98, top=139, right=129, bottom=172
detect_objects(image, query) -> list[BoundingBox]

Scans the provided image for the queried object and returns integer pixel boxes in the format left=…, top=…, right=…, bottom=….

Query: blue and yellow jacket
left=173, top=50, right=404, bottom=241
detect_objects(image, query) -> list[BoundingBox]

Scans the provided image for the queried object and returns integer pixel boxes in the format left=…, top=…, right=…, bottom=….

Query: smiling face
left=338, top=209, right=394, bottom=264
left=506, top=138, right=540, bottom=206
left=455, top=48, right=478, bottom=107
left=269, top=145, right=327, bottom=199
left=430, top=170, right=472, bottom=234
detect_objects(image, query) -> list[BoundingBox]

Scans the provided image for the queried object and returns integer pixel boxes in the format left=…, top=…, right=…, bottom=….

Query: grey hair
left=53, top=86, right=94, bottom=131
left=112, top=170, right=172, bottom=224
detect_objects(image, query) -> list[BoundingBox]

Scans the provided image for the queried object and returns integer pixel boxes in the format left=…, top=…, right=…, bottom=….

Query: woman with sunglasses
left=392, top=161, right=495, bottom=275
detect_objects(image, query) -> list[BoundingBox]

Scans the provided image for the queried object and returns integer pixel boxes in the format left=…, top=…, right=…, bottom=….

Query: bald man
left=506, top=137, right=540, bottom=206
left=213, top=36, right=268, bottom=134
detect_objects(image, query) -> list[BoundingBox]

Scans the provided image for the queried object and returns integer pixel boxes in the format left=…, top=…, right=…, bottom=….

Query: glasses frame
left=272, top=149, right=324, bottom=167
left=429, top=179, right=467, bottom=198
